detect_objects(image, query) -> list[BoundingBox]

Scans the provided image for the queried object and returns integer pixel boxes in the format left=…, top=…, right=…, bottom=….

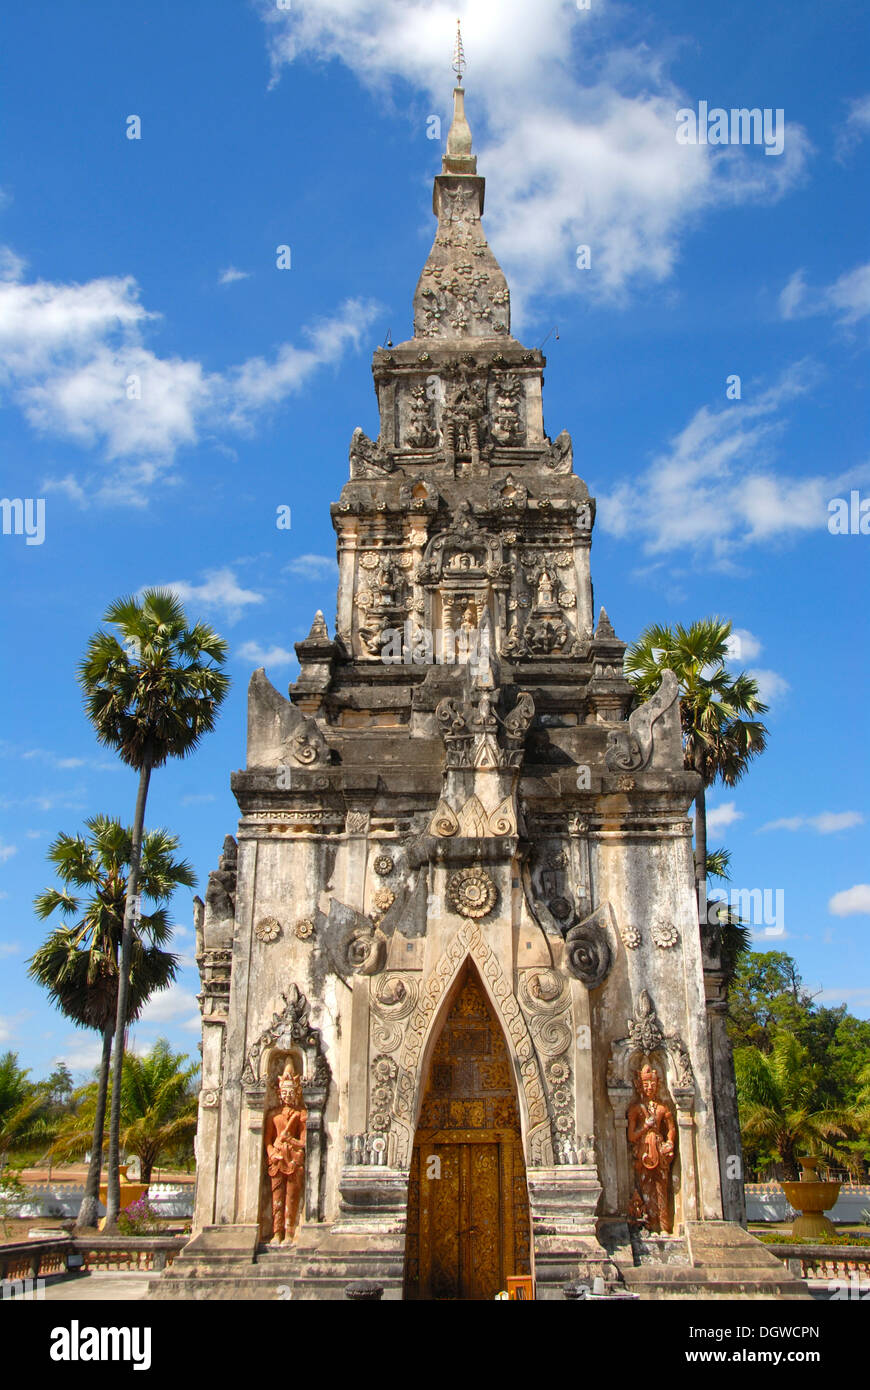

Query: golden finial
left=452, top=18, right=466, bottom=85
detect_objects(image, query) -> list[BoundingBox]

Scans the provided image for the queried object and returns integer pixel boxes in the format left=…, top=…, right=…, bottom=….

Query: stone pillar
left=674, top=1089, right=698, bottom=1223
left=702, top=926, right=746, bottom=1225
left=606, top=1080, right=632, bottom=1213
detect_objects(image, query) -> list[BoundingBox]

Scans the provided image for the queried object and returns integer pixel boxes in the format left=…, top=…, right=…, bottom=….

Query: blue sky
left=0, top=0, right=867, bottom=1079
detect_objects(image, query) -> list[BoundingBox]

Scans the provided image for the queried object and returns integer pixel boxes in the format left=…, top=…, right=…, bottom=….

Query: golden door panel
left=404, top=965, right=532, bottom=1301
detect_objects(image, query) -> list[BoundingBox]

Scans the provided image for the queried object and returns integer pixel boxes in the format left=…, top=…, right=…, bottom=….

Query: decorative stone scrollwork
left=255, top=916, right=282, bottom=944
left=446, top=866, right=497, bottom=920
left=627, top=989, right=665, bottom=1055
left=519, top=969, right=571, bottom=1014
left=604, top=670, right=680, bottom=774
left=241, top=985, right=328, bottom=1091
left=372, top=974, right=418, bottom=1020
left=280, top=704, right=330, bottom=767
left=565, top=922, right=612, bottom=989
left=608, top=989, right=694, bottom=1096
left=341, top=925, right=386, bottom=976
left=529, top=1014, right=573, bottom=1058
left=349, top=426, right=394, bottom=477
left=544, top=429, right=573, bottom=473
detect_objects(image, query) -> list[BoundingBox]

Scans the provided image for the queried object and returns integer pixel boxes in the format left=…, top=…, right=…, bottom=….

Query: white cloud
left=779, top=261, right=870, bottom=326
left=809, top=811, right=863, bottom=834
left=0, top=249, right=378, bottom=501
left=0, top=788, right=88, bottom=813
left=761, top=811, right=864, bottom=834
left=0, top=246, right=27, bottom=281
left=259, top=0, right=811, bottom=314
left=283, top=554, right=338, bottom=579
left=0, top=840, right=18, bottom=863
left=55, top=1035, right=106, bottom=1072
left=162, top=568, right=264, bottom=625
left=597, top=363, right=870, bottom=561
left=0, top=944, right=21, bottom=958
left=747, top=668, right=790, bottom=705
left=828, top=884, right=870, bottom=917
left=218, top=266, right=251, bottom=285
left=706, top=801, right=743, bottom=833
left=236, top=640, right=297, bottom=668
left=138, top=985, right=200, bottom=1029
left=16, top=747, right=115, bottom=773
left=836, top=94, right=870, bottom=161
left=725, top=628, right=763, bottom=663
left=0, top=1017, right=14, bottom=1042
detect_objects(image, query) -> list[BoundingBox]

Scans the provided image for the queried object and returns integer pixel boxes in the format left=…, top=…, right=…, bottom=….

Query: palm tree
left=705, top=845, right=752, bottom=983
left=119, top=1040, right=198, bottom=1183
left=735, top=1032, right=859, bottom=1180
left=624, top=618, right=768, bottom=905
left=28, top=816, right=193, bottom=1227
left=0, top=1052, right=53, bottom=1168
left=78, top=589, right=228, bottom=1226
left=52, top=1039, right=199, bottom=1186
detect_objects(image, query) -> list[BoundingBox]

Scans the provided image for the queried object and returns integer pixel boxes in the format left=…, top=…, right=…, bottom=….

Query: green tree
left=78, top=589, right=228, bottom=1227
left=0, top=1052, right=52, bottom=1167
left=727, top=951, right=815, bottom=1051
left=28, top=816, right=193, bottom=1227
left=735, top=1032, right=858, bottom=1180
left=624, top=618, right=768, bottom=902
left=44, top=1062, right=74, bottom=1112
left=0, top=1170, right=27, bottom=1240
left=52, top=1039, right=199, bottom=1186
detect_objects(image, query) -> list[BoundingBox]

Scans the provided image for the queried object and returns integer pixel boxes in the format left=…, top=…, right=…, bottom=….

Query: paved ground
left=8, top=1273, right=152, bottom=1301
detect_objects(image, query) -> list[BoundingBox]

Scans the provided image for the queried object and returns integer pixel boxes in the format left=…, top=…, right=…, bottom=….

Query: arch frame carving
left=389, top=919, right=552, bottom=1169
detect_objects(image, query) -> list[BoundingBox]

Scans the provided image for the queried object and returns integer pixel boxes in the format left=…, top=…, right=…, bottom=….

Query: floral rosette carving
left=371, top=886, right=396, bottom=915
left=651, top=919, right=679, bottom=949
left=620, top=923, right=642, bottom=950
left=369, top=1053, right=398, bottom=1139
left=372, top=1055, right=398, bottom=1084
left=373, top=854, right=395, bottom=877
left=294, top=918, right=315, bottom=941
left=255, top=917, right=282, bottom=944
left=446, top=866, right=497, bottom=920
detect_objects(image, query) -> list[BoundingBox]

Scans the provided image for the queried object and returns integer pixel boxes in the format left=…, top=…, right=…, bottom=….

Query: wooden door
left=403, top=966, right=532, bottom=1300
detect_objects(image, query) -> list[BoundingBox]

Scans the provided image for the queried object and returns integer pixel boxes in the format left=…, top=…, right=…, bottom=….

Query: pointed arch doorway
left=403, top=961, right=532, bottom=1300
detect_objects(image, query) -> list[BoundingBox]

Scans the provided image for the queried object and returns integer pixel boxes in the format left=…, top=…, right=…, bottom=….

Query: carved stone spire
left=444, top=24, right=476, bottom=177
left=412, top=35, right=512, bottom=342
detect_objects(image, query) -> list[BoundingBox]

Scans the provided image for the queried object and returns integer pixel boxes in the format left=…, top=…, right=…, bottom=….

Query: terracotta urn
left=780, top=1156, right=841, bottom=1240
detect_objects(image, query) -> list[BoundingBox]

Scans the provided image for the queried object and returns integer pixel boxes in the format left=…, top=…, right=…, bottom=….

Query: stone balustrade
left=766, top=1244, right=870, bottom=1288
left=0, top=1235, right=187, bottom=1286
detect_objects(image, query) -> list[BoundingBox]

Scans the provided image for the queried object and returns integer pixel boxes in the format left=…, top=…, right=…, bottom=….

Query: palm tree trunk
left=75, top=1021, right=113, bottom=1230
left=104, top=755, right=152, bottom=1228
